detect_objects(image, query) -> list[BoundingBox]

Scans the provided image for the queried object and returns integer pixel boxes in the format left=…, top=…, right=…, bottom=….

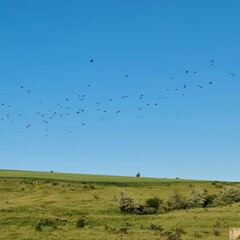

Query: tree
left=136, top=172, right=141, bottom=177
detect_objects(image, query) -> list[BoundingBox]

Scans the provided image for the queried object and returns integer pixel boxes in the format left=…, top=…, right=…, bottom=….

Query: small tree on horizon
left=136, top=172, right=141, bottom=177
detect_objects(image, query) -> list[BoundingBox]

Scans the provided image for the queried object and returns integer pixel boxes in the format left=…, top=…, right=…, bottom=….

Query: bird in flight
left=229, top=72, right=236, bottom=77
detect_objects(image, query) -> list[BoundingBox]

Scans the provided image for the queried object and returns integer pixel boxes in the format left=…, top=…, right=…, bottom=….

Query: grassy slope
left=0, top=170, right=239, bottom=240
left=0, top=169, right=195, bottom=183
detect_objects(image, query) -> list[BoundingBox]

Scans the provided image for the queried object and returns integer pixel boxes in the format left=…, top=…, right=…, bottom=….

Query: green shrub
left=221, top=185, right=240, bottom=203
left=149, top=223, right=163, bottom=232
left=118, top=220, right=131, bottom=234
left=117, top=191, right=137, bottom=213
left=187, top=188, right=206, bottom=208
left=76, top=217, right=86, bottom=228
left=104, top=223, right=116, bottom=233
left=35, top=218, right=57, bottom=231
left=161, top=227, right=185, bottom=240
left=166, top=192, right=187, bottom=211
left=146, top=197, right=161, bottom=211
left=203, top=194, right=216, bottom=207
left=136, top=204, right=157, bottom=215
left=213, top=229, right=220, bottom=236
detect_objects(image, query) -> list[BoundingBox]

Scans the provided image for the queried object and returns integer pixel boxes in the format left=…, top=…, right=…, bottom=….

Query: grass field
left=0, top=170, right=239, bottom=239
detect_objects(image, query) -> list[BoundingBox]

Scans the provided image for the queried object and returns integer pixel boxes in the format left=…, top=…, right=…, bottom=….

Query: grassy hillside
left=0, top=170, right=239, bottom=240
left=0, top=169, right=195, bottom=183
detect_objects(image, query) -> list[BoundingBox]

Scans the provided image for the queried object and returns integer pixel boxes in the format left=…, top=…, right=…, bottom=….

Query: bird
left=210, top=60, right=215, bottom=66
left=229, top=72, right=236, bottom=77
left=90, top=59, right=94, bottom=63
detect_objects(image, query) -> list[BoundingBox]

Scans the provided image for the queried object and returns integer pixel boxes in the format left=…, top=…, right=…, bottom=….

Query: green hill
left=0, top=170, right=239, bottom=240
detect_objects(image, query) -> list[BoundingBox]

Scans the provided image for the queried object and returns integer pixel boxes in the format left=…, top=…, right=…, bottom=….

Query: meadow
left=0, top=170, right=239, bottom=240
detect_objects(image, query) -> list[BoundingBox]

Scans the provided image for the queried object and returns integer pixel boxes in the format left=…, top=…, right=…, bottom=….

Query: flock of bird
left=0, top=59, right=238, bottom=137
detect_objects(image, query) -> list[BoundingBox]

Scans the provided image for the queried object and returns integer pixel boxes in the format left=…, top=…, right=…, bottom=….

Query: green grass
left=0, top=169, right=197, bottom=183
left=0, top=170, right=239, bottom=240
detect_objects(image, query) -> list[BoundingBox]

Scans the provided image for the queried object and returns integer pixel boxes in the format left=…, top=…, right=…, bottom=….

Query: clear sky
left=0, top=0, right=240, bottom=181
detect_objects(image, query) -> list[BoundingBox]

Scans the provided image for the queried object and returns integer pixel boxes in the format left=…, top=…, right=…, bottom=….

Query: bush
left=117, top=191, right=137, bottom=213
left=35, top=218, right=57, bottom=231
left=76, top=217, right=86, bottom=228
left=149, top=223, right=163, bottom=232
left=136, top=172, right=141, bottom=177
left=221, top=185, right=240, bottom=203
left=202, top=194, right=216, bottom=207
left=187, top=188, right=206, bottom=208
left=213, top=229, right=220, bottom=236
left=161, top=227, right=185, bottom=240
left=146, top=197, right=161, bottom=211
left=136, top=204, right=157, bottom=215
left=166, top=192, right=187, bottom=211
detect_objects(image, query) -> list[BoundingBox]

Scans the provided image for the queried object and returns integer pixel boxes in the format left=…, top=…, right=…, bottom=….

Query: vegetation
left=0, top=170, right=240, bottom=239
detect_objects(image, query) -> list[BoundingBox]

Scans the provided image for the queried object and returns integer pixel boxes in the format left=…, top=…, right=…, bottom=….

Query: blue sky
left=0, top=0, right=240, bottom=181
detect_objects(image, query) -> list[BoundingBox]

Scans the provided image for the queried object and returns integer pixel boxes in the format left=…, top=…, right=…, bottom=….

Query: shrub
left=149, top=223, right=163, bottom=232
left=35, top=218, right=57, bottom=231
left=136, top=172, right=141, bottom=177
left=187, top=188, right=206, bottom=208
left=166, top=192, right=187, bottom=211
left=136, top=204, right=157, bottom=215
left=213, top=229, right=220, bottom=236
left=221, top=185, right=240, bottom=203
left=118, top=220, right=131, bottom=234
left=161, top=227, right=185, bottom=240
left=146, top=197, right=161, bottom=211
left=76, top=217, right=86, bottom=228
left=104, top=223, right=116, bottom=233
left=202, top=194, right=216, bottom=207
left=117, top=191, right=137, bottom=213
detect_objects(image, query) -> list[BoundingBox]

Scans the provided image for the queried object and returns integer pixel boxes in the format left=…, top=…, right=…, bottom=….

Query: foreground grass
left=0, top=170, right=239, bottom=239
